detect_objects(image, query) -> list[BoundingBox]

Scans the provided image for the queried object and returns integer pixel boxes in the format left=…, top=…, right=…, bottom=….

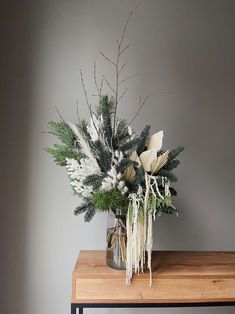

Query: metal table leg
left=71, top=304, right=83, bottom=314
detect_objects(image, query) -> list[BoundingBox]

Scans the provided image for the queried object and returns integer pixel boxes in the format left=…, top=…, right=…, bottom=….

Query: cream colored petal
left=139, top=149, right=157, bottom=172
left=147, top=130, right=164, bottom=151
left=150, top=150, right=169, bottom=174
left=123, top=151, right=139, bottom=181
left=129, top=150, right=141, bottom=165
left=124, top=166, right=136, bottom=181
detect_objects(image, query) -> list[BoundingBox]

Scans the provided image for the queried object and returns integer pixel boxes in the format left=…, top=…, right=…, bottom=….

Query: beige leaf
left=147, top=130, right=164, bottom=151
left=139, top=149, right=157, bottom=172
left=130, top=151, right=141, bottom=165
left=150, top=150, right=169, bottom=174
left=124, top=151, right=140, bottom=181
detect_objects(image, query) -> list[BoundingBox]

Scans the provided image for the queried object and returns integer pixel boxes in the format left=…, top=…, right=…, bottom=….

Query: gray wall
left=1, top=0, right=235, bottom=313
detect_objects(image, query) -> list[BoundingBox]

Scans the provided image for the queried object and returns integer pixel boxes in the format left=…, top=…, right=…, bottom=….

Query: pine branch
left=45, top=145, right=82, bottom=166
left=157, top=169, right=178, bottom=182
left=136, top=125, right=151, bottom=155
left=97, top=95, right=115, bottom=145
left=83, top=174, right=105, bottom=189
left=168, top=146, right=185, bottom=161
left=117, top=159, right=139, bottom=173
left=91, top=140, right=112, bottom=172
left=84, top=206, right=96, bottom=222
left=164, top=159, right=180, bottom=171
left=48, top=121, right=76, bottom=147
left=160, top=206, right=179, bottom=215
left=74, top=203, right=89, bottom=215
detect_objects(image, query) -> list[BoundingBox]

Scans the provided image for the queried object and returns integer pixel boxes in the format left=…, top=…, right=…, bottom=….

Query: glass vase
left=106, top=211, right=127, bottom=270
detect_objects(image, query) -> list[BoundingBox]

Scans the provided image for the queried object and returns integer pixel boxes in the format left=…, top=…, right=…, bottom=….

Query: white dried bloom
left=66, top=157, right=100, bottom=198
left=123, top=186, right=129, bottom=193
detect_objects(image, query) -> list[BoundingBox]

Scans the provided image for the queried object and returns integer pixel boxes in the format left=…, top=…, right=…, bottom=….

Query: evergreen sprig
left=97, top=95, right=115, bottom=145
left=91, top=139, right=112, bottom=172
left=91, top=189, right=129, bottom=213
left=45, top=144, right=83, bottom=166
left=48, top=121, right=76, bottom=147
left=136, top=125, right=151, bottom=155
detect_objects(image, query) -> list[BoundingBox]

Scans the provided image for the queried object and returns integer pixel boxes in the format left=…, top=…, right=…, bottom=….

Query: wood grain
left=72, top=250, right=235, bottom=304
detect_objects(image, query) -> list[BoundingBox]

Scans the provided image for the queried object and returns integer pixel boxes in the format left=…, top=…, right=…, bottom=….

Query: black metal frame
left=71, top=302, right=235, bottom=314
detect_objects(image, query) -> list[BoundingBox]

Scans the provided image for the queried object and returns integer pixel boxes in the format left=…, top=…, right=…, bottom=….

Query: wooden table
left=71, top=250, right=235, bottom=313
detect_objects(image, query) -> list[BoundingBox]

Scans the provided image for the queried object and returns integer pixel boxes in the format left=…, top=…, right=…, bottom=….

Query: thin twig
left=80, top=69, right=98, bottom=134
left=129, top=95, right=150, bottom=125
left=119, top=73, right=139, bottom=85
left=99, top=78, right=104, bottom=96
left=118, top=88, right=127, bottom=103
left=93, top=62, right=101, bottom=99
left=55, top=106, right=67, bottom=124
left=113, top=1, right=141, bottom=133
left=118, top=62, right=127, bottom=75
left=119, top=44, right=130, bottom=56
left=119, top=1, right=141, bottom=49
left=76, top=99, right=80, bottom=121
left=99, top=51, right=116, bottom=67
left=102, top=74, right=115, bottom=93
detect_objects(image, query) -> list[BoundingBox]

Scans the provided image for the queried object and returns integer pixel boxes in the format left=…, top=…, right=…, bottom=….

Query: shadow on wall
left=0, top=1, right=32, bottom=313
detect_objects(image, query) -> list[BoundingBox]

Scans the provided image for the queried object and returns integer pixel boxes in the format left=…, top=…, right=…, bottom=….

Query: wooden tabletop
left=72, top=250, right=235, bottom=304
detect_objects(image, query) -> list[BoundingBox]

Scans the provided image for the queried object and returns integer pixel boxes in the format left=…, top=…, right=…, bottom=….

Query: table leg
left=71, top=304, right=77, bottom=314
left=79, top=307, right=83, bottom=314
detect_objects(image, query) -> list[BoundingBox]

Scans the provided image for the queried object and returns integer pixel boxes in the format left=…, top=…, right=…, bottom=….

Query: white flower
left=66, top=157, right=100, bottom=198
left=128, top=125, right=133, bottom=136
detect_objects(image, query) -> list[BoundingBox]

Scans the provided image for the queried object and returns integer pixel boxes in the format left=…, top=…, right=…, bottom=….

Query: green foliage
left=136, top=125, right=151, bottom=155
left=164, top=159, right=180, bottom=171
left=117, top=159, right=139, bottom=173
left=74, top=202, right=89, bottom=215
left=48, top=121, right=76, bottom=147
left=77, top=119, right=91, bottom=141
left=112, top=119, right=129, bottom=149
left=45, top=144, right=83, bottom=166
left=84, top=206, right=96, bottom=222
left=97, top=95, right=115, bottom=145
left=126, top=166, right=145, bottom=193
left=169, top=186, right=177, bottom=196
left=119, top=124, right=151, bottom=152
left=74, top=201, right=96, bottom=222
left=91, top=189, right=129, bottom=213
left=157, top=169, right=178, bottom=182
left=161, top=206, right=179, bottom=215
left=83, top=174, right=105, bottom=189
left=168, top=146, right=184, bottom=161
left=91, top=139, right=112, bottom=172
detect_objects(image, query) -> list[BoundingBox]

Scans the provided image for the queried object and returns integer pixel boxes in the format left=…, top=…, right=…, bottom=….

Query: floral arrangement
left=46, top=4, right=184, bottom=285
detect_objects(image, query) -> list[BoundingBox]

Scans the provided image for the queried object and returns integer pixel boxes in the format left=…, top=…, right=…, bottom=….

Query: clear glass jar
left=106, top=211, right=127, bottom=270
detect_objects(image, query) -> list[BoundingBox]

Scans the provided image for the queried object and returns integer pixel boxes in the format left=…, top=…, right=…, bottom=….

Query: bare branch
left=80, top=69, right=98, bottom=134
left=99, top=51, right=116, bottom=67
left=113, top=2, right=141, bottom=133
left=119, top=73, right=139, bottom=85
left=120, top=44, right=130, bottom=56
left=99, top=78, right=104, bottom=96
left=119, top=1, right=141, bottom=48
left=55, top=105, right=66, bottom=123
left=93, top=62, right=101, bottom=99
left=118, top=62, right=127, bottom=75
left=118, top=88, right=127, bottom=103
left=129, top=95, right=150, bottom=125
left=76, top=99, right=80, bottom=121
left=80, top=70, right=92, bottom=114
left=102, top=74, right=115, bottom=93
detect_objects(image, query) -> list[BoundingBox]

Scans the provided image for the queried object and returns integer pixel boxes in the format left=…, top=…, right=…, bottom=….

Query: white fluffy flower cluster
left=66, top=157, right=98, bottom=198
left=101, top=150, right=129, bottom=194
